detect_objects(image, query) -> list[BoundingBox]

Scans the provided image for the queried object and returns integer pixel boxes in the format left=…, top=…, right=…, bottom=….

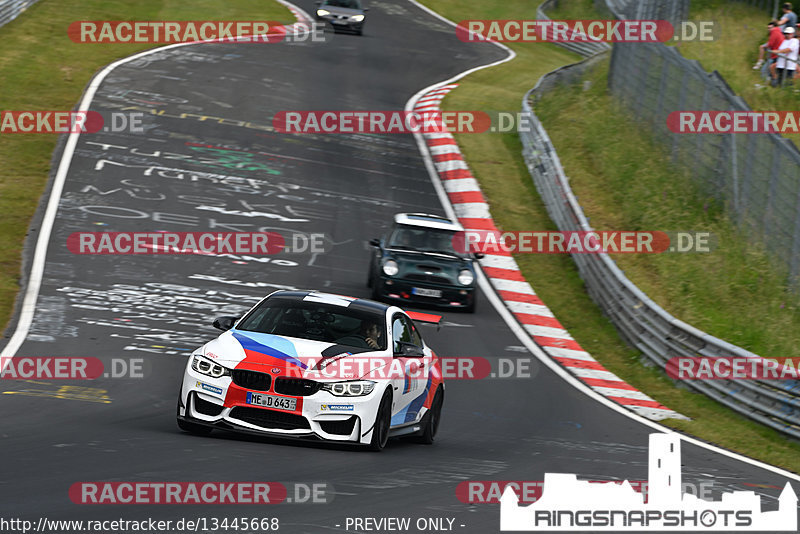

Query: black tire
left=176, top=393, right=213, bottom=436
left=464, top=296, right=476, bottom=313
left=416, top=388, right=443, bottom=444
left=369, top=389, right=392, bottom=451
left=177, top=417, right=213, bottom=435
left=366, top=263, right=374, bottom=288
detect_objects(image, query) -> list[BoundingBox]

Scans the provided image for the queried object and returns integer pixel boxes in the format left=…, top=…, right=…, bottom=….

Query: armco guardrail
left=536, top=0, right=610, bottom=57
left=519, top=55, right=800, bottom=439
left=0, top=0, right=40, bottom=29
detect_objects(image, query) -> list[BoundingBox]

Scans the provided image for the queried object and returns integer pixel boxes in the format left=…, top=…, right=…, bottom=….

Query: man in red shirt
left=753, top=20, right=785, bottom=70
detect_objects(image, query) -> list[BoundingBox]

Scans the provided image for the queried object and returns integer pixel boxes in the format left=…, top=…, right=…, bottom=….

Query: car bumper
left=179, top=363, right=384, bottom=445
left=315, top=15, right=363, bottom=31
left=375, top=276, right=475, bottom=308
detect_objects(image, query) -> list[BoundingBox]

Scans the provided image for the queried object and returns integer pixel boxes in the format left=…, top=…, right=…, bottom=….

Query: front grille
left=193, top=393, right=224, bottom=416
left=404, top=274, right=451, bottom=285
left=417, top=265, right=442, bottom=272
left=274, top=378, right=323, bottom=396
left=229, top=407, right=310, bottom=430
left=319, top=416, right=357, bottom=435
left=232, top=369, right=272, bottom=392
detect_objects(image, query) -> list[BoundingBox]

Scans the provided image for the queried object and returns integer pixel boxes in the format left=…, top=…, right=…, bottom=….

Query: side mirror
left=369, top=238, right=381, bottom=247
left=473, top=252, right=485, bottom=259
left=394, top=342, right=425, bottom=358
left=213, top=316, right=239, bottom=331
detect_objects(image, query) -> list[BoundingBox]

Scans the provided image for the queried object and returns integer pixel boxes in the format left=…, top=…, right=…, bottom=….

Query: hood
left=201, top=330, right=389, bottom=380
left=387, top=249, right=471, bottom=284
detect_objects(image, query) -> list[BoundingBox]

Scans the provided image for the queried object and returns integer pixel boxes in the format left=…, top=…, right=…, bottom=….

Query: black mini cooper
left=367, top=213, right=480, bottom=313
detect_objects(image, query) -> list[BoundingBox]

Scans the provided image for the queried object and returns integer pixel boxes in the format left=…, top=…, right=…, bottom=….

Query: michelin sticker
left=320, top=404, right=354, bottom=411
left=196, top=381, right=224, bottom=396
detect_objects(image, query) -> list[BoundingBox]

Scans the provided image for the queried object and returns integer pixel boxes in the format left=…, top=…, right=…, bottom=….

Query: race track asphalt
left=0, top=1, right=797, bottom=532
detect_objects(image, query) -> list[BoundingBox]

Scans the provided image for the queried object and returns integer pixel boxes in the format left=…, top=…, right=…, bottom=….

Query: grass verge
left=420, top=0, right=800, bottom=473
left=679, top=1, right=800, bottom=148
left=0, top=0, right=293, bottom=334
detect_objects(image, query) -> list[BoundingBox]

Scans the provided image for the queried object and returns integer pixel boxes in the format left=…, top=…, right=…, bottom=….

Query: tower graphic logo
left=500, top=433, right=797, bottom=531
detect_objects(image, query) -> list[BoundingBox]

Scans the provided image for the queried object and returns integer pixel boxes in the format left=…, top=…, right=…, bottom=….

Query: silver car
left=315, top=0, right=367, bottom=35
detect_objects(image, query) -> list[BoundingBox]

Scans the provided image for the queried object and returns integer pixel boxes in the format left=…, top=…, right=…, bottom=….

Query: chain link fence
left=520, top=57, right=800, bottom=439
left=608, top=42, right=800, bottom=284
left=731, top=0, right=783, bottom=18
left=601, top=0, right=690, bottom=25
left=538, top=0, right=611, bottom=57
left=0, top=0, right=40, bottom=29
left=519, top=0, right=800, bottom=437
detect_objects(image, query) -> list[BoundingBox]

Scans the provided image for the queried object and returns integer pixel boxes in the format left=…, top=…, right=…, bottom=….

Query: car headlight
left=458, top=269, right=474, bottom=285
left=191, top=354, right=231, bottom=378
left=351, top=14, right=365, bottom=21
left=322, top=380, right=376, bottom=397
left=382, top=259, right=399, bottom=276
left=316, top=9, right=330, bottom=16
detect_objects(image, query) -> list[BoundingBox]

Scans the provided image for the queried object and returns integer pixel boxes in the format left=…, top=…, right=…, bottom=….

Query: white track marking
left=521, top=323, right=573, bottom=339
left=0, top=0, right=309, bottom=363
left=404, top=0, right=800, bottom=483
left=442, top=178, right=481, bottom=192
left=476, top=254, right=518, bottom=271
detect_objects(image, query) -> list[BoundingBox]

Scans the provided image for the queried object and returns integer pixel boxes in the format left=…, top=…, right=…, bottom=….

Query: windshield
left=387, top=225, right=462, bottom=256
left=237, top=298, right=386, bottom=350
left=323, top=0, right=362, bottom=8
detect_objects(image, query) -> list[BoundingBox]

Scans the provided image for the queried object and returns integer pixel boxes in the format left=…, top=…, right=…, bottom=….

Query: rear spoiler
left=406, top=311, right=442, bottom=330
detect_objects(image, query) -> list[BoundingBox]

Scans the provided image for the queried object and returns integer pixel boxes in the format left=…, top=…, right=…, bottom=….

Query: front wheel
left=464, top=296, right=476, bottom=313
left=369, top=389, right=392, bottom=451
left=177, top=417, right=213, bottom=435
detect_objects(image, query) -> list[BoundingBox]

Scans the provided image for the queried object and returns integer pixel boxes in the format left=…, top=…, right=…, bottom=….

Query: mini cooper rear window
left=324, top=0, right=362, bottom=8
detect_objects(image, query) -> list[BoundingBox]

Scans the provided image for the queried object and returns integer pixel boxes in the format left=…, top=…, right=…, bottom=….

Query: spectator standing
left=778, top=3, right=798, bottom=31
left=754, top=20, right=785, bottom=70
left=775, top=26, right=799, bottom=84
